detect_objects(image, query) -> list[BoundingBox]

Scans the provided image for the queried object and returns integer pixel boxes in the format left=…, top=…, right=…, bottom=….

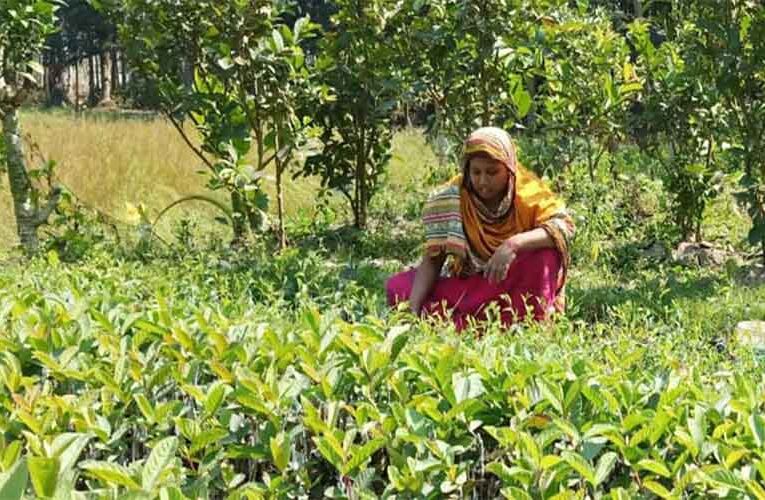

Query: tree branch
left=337, top=184, right=353, bottom=206
left=165, top=111, right=214, bottom=170
left=261, top=151, right=277, bottom=168
left=33, top=185, right=62, bottom=227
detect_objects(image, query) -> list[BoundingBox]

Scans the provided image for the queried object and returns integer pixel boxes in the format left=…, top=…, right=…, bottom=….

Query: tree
left=1, top=0, right=61, bottom=254
left=300, top=0, right=406, bottom=229
left=699, top=1, right=765, bottom=261
left=536, top=6, right=641, bottom=180
left=115, top=0, right=319, bottom=247
left=399, top=0, right=542, bottom=151
left=631, top=18, right=724, bottom=242
left=44, top=0, right=116, bottom=107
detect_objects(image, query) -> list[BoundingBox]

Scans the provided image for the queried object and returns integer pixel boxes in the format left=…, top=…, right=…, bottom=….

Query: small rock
left=740, top=264, right=765, bottom=286
left=673, top=241, right=728, bottom=267
left=735, top=321, right=765, bottom=349
left=642, top=241, right=668, bottom=260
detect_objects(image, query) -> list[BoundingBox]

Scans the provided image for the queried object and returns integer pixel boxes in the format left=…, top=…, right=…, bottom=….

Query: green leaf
left=643, top=480, right=675, bottom=499
left=314, top=436, right=343, bottom=470
left=513, top=87, right=532, bottom=119
left=81, top=461, right=141, bottom=490
left=52, top=470, right=76, bottom=500
left=2, top=442, right=22, bottom=471
left=540, top=455, right=562, bottom=470
left=452, top=372, right=485, bottom=403
left=637, top=458, right=671, bottom=478
left=487, top=462, right=533, bottom=486
left=746, top=479, right=765, bottom=500
left=553, top=418, right=580, bottom=445
left=270, top=432, right=291, bottom=473
left=562, top=450, right=595, bottom=485
left=538, top=378, right=564, bottom=414
left=689, top=405, right=706, bottom=454
left=0, top=459, right=29, bottom=500
left=342, top=438, right=386, bottom=475
left=725, top=449, right=749, bottom=469
left=485, top=426, right=517, bottom=448
left=204, top=382, right=228, bottom=416
left=51, top=433, right=91, bottom=474
left=749, top=413, right=764, bottom=447
left=618, top=81, right=642, bottom=96
left=159, top=486, right=187, bottom=500
left=134, top=395, right=155, bottom=422
left=501, top=486, right=533, bottom=499
left=519, top=433, right=541, bottom=469
left=272, top=29, right=284, bottom=52
left=294, top=17, right=310, bottom=41
left=190, top=428, right=228, bottom=455
left=141, top=436, right=178, bottom=491
left=28, top=457, right=59, bottom=498
left=594, top=452, right=618, bottom=487
left=610, top=488, right=631, bottom=500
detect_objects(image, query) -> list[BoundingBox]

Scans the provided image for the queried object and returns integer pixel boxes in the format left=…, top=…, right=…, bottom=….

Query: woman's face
left=469, top=156, right=510, bottom=204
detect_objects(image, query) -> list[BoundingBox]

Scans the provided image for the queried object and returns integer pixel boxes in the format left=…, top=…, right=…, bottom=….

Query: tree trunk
left=88, top=55, right=96, bottom=105
left=633, top=0, right=643, bottom=17
left=47, top=63, right=66, bottom=106
left=120, top=50, right=127, bottom=88
left=230, top=190, right=248, bottom=245
left=111, top=50, right=119, bottom=92
left=74, top=56, right=81, bottom=114
left=356, top=132, right=368, bottom=229
left=586, top=140, right=596, bottom=182
left=2, top=108, right=60, bottom=254
left=43, top=63, right=50, bottom=104
left=275, top=156, right=287, bottom=250
left=100, top=48, right=113, bottom=106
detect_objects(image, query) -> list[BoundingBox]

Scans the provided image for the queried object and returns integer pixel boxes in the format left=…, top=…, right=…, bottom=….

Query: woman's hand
left=409, top=254, right=445, bottom=315
left=484, top=238, right=519, bottom=284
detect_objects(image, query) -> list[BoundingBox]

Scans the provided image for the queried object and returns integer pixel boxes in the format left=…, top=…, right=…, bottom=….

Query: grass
left=2, top=109, right=443, bottom=247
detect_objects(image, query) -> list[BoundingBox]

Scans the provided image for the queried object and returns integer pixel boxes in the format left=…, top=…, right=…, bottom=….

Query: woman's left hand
left=484, top=238, right=519, bottom=285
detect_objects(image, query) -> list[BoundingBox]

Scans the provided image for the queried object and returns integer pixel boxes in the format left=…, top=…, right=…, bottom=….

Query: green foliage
left=631, top=18, right=725, bottom=242
left=0, top=185, right=763, bottom=497
left=0, top=0, right=57, bottom=100
left=300, top=0, right=404, bottom=229
left=115, top=0, right=320, bottom=243
left=399, top=0, right=548, bottom=148
left=696, top=1, right=765, bottom=258
left=535, top=7, right=639, bottom=179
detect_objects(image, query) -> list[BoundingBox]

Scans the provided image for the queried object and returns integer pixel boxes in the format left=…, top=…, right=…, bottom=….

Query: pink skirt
left=386, top=248, right=562, bottom=330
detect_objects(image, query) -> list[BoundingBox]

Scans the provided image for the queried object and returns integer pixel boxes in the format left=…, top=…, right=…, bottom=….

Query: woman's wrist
left=505, top=235, right=522, bottom=252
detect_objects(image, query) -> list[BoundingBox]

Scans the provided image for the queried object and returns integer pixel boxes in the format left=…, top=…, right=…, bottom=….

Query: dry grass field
left=1, top=109, right=438, bottom=249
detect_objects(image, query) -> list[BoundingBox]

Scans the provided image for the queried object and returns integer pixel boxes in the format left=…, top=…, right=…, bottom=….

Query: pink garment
left=386, top=248, right=562, bottom=331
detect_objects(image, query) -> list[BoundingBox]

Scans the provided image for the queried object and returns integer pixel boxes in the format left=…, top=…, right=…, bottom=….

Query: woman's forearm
left=509, top=227, right=555, bottom=251
left=409, top=254, right=444, bottom=314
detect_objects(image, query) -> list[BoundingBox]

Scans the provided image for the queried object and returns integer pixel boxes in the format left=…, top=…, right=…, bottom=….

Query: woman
left=386, top=127, right=575, bottom=330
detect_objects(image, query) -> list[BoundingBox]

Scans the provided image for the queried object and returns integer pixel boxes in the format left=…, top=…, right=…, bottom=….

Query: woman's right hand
left=484, top=238, right=519, bottom=284
left=409, top=254, right=445, bottom=316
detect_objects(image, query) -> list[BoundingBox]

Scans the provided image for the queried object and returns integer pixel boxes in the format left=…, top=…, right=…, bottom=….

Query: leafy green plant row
left=0, top=273, right=763, bottom=499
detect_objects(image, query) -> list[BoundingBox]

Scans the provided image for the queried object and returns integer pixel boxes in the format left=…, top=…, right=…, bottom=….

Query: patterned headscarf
left=461, top=127, right=518, bottom=224
left=461, top=126, right=518, bottom=175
